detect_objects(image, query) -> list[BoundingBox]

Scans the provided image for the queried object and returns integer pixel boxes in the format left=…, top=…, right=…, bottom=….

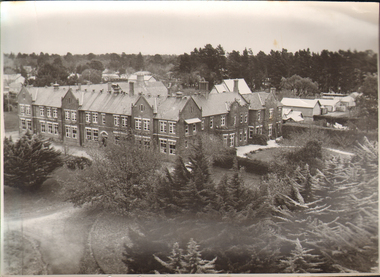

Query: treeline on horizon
left=4, top=44, right=378, bottom=93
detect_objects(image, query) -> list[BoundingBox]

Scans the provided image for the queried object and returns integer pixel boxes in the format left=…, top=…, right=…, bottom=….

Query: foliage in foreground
left=3, top=132, right=63, bottom=191
left=121, top=137, right=378, bottom=274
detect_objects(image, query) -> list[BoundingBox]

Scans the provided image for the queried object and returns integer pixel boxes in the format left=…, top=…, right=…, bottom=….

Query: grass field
left=4, top=111, right=19, bottom=132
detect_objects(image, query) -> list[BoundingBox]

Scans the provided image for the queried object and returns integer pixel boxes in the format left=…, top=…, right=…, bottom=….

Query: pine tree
left=153, top=242, right=185, bottom=274
left=280, top=239, right=323, bottom=273
left=3, top=132, right=63, bottom=191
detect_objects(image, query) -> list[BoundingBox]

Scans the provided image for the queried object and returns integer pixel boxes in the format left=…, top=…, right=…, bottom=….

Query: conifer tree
left=4, top=132, right=63, bottom=191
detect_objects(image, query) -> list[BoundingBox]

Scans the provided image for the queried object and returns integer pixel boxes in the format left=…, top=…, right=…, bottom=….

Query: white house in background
left=318, top=98, right=342, bottom=113
left=339, top=95, right=356, bottom=108
left=128, top=71, right=156, bottom=83
left=282, top=108, right=304, bottom=122
left=210, top=78, right=252, bottom=94
left=102, top=69, right=120, bottom=82
left=3, top=73, right=25, bottom=94
left=281, top=98, right=321, bottom=122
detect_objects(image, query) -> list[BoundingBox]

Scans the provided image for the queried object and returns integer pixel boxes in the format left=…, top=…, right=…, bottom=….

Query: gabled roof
left=283, top=110, right=304, bottom=122
left=242, top=93, right=264, bottom=110
left=223, top=79, right=252, bottom=94
left=318, top=98, right=341, bottom=106
left=281, top=98, right=321, bottom=108
left=194, top=92, right=248, bottom=117
left=211, top=78, right=252, bottom=95
left=155, top=96, right=189, bottom=121
left=24, top=86, right=68, bottom=107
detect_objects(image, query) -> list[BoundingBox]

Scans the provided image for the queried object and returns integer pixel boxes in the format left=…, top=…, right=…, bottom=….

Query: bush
left=65, top=156, right=92, bottom=170
left=237, top=157, right=270, bottom=175
left=251, top=134, right=268, bottom=145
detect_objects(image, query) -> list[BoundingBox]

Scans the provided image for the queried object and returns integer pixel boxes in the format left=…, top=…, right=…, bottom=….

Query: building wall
left=17, top=87, right=33, bottom=135
left=62, top=89, right=80, bottom=146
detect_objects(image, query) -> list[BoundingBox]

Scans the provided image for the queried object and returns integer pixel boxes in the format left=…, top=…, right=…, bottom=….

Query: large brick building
left=17, top=77, right=282, bottom=157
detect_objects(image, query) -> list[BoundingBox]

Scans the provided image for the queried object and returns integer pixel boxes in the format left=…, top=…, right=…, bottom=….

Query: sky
left=1, top=1, right=379, bottom=56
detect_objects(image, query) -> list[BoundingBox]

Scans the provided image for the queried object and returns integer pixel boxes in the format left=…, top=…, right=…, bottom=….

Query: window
left=92, top=113, right=98, bottom=123
left=229, top=133, right=235, bottom=147
left=193, top=124, right=196, bottom=133
left=244, top=113, right=248, bottom=123
left=27, top=120, right=32, bottom=131
left=20, top=105, right=25, bottom=115
left=143, top=137, right=151, bottom=149
left=114, top=115, right=120, bottom=126
left=53, top=108, right=57, bottom=118
left=135, top=118, right=142, bottom=130
left=201, top=118, right=205, bottom=130
left=86, top=128, right=92, bottom=140
left=40, top=107, right=44, bottom=117
left=210, top=117, right=213, bottom=129
left=160, top=121, right=166, bottom=133
left=256, top=125, right=262, bottom=135
left=54, top=124, right=59, bottom=135
left=47, top=107, right=51, bottom=118
left=185, top=124, right=189, bottom=135
left=122, top=116, right=128, bottom=127
left=86, top=112, right=91, bottom=123
left=234, top=116, right=236, bottom=126
left=41, top=122, right=46, bottom=133
left=21, top=119, right=26, bottom=130
left=102, top=113, right=106, bottom=125
left=244, top=129, right=247, bottom=141
left=278, top=107, right=282, bottom=116
left=221, top=115, right=226, bottom=126
left=268, top=124, right=273, bottom=137
left=65, top=126, right=71, bottom=138
left=169, top=122, right=176, bottom=134
left=72, top=126, right=77, bottom=139
left=26, top=105, right=31, bottom=115
left=257, top=111, right=261, bottom=121
left=65, top=110, right=70, bottom=121
left=184, top=140, right=188, bottom=148
left=72, top=111, right=77, bottom=122
left=269, top=108, right=274, bottom=119
left=140, top=104, right=145, bottom=111
left=93, top=129, right=99, bottom=141
left=249, top=127, right=254, bottom=139
left=169, top=140, right=176, bottom=155
left=223, top=134, right=228, bottom=146
left=240, top=113, right=243, bottom=123
left=143, top=119, right=150, bottom=131
left=240, top=130, right=243, bottom=142
left=160, top=139, right=167, bottom=153
left=48, top=123, right=52, bottom=134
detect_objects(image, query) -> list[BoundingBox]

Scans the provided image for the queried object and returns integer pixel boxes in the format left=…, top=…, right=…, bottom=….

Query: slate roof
left=281, top=98, right=320, bottom=108
left=242, top=93, right=265, bottom=110
left=25, top=86, right=68, bottom=107
left=155, top=96, right=189, bottom=121
left=194, top=92, right=248, bottom=117
left=318, top=98, right=340, bottom=107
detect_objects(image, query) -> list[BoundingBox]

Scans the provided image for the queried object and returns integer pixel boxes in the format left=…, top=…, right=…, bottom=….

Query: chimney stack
left=53, top=82, right=59, bottom=91
left=108, top=82, right=112, bottom=93
left=129, top=82, right=135, bottom=96
left=137, top=74, right=144, bottom=85
left=233, top=79, right=239, bottom=93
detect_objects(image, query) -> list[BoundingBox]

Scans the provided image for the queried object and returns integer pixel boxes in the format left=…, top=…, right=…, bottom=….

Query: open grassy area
left=3, top=111, right=19, bottom=132
left=2, top=231, right=47, bottom=275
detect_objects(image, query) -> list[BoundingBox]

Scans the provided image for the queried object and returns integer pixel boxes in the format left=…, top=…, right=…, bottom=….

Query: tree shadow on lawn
left=3, top=167, right=72, bottom=218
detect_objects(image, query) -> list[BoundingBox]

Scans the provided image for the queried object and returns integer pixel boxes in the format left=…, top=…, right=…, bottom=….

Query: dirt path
left=3, top=205, right=99, bottom=274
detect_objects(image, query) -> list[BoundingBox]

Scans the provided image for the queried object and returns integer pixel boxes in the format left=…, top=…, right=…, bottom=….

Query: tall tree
left=4, top=132, right=63, bottom=191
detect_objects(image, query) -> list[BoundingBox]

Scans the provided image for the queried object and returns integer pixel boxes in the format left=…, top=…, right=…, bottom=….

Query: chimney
left=176, top=91, right=183, bottom=98
left=53, top=82, right=59, bottom=91
left=233, top=79, right=239, bottom=93
left=199, top=80, right=209, bottom=92
left=137, top=74, right=144, bottom=85
left=78, top=83, right=81, bottom=90
left=129, top=82, right=135, bottom=96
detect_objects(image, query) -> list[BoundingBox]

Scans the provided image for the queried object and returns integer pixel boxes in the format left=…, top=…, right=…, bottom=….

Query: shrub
left=65, top=156, right=92, bottom=170
left=237, top=157, right=270, bottom=175
left=251, top=134, right=268, bottom=145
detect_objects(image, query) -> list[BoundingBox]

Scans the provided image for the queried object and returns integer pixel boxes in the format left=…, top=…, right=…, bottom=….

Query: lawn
left=3, top=111, right=19, bottom=132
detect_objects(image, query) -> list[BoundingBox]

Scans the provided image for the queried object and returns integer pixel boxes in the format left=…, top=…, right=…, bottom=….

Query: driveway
left=3, top=205, right=99, bottom=274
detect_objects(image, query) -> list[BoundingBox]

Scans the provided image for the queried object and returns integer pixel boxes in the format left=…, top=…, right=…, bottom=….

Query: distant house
left=318, top=98, right=341, bottom=113
left=3, top=73, right=25, bottom=94
left=102, top=69, right=120, bottom=82
left=282, top=108, right=304, bottom=122
left=128, top=71, right=156, bottom=83
left=281, top=98, right=321, bottom=122
left=210, top=78, right=252, bottom=95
